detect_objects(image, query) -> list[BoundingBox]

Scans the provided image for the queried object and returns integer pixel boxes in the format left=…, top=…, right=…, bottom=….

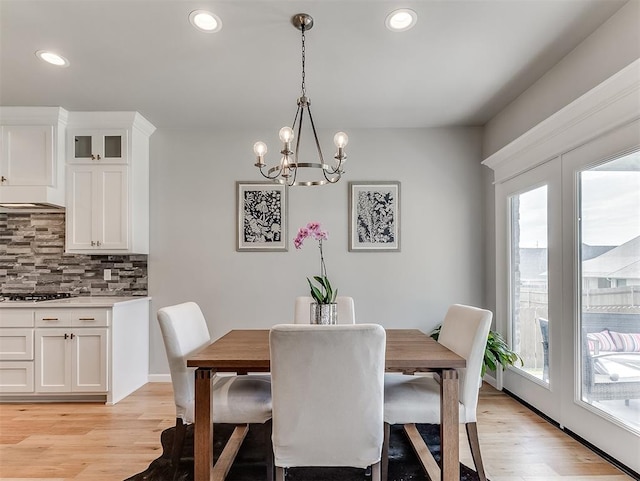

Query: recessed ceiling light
left=189, top=10, right=222, bottom=33
left=385, top=9, right=417, bottom=32
left=35, top=50, right=69, bottom=67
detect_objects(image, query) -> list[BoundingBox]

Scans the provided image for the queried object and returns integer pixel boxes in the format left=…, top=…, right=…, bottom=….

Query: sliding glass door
left=495, top=120, right=639, bottom=473
left=561, top=122, right=640, bottom=472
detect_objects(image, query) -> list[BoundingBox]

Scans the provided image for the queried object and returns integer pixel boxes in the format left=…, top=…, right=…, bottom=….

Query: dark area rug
left=125, top=423, right=485, bottom=481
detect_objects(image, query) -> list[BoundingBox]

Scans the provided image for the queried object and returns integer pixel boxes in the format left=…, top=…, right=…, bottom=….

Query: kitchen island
left=0, top=296, right=150, bottom=404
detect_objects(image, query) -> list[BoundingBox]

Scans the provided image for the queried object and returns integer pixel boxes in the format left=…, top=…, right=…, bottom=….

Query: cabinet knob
left=91, top=154, right=102, bottom=160
left=70, top=333, right=75, bottom=339
left=96, top=240, right=101, bottom=246
left=91, top=241, right=95, bottom=246
left=64, top=333, right=69, bottom=339
left=0, top=176, right=6, bottom=183
left=97, top=154, right=101, bottom=160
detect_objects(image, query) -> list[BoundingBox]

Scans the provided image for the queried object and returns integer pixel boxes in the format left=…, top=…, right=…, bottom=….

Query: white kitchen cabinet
left=0, top=309, right=35, bottom=393
left=0, top=107, right=68, bottom=207
left=65, top=112, right=155, bottom=254
left=68, top=129, right=127, bottom=164
left=35, top=327, right=108, bottom=393
left=0, top=297, right=149, bottom=404
left=66, top=164, right=129, bottom=251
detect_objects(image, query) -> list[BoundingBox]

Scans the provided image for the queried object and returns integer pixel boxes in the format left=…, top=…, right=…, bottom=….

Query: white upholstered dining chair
left=382, top=304, right=492, bottom=481
left=269, top=324, right=386, bottom=480
left=293, top=295, right=356, bottom=324
left=157, top=302, right=273, bottom=480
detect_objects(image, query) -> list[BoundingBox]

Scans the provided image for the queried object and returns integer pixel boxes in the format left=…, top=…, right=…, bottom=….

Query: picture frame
left=236, top=181, right=288, bottom=251
left=349, top=181, right=400, bottom=251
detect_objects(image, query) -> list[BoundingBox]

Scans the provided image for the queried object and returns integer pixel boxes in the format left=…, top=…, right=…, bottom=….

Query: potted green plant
left=430, top=326, right=522, bottom=377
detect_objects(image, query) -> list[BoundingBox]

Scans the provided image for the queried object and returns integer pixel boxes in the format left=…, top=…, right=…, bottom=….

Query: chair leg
left=171, top=418, right=187, bottom=467
left=265, top=420, right=274, bottom=481
left=465, top=422, right=487, bottom=481
left=381, top=422, right=390, bottom=481
left=275, top=466, right=285, bottom=481
left=371, top=460, right=381, bottom=481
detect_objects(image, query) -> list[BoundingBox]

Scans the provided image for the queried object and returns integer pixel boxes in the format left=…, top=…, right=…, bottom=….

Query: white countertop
left=0, top=296, right=151, bottom=308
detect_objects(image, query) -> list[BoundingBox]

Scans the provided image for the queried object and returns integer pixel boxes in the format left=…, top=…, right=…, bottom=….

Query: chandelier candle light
left=253, top=13, right=348, bottom=187
left=294, top=222, right=338, bottom=324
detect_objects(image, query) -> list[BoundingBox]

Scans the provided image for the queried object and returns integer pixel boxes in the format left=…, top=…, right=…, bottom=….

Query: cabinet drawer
left=71, top=309, right=109, bottom=327
left=35, top=311, right=69, bottom=327
left=35, top=309, right=109, bottom=327
left=0, top=309, right=35, bottom=327
left=0, top=361, right=34, bottom=393
left=0, top=329, right=34, bottom=360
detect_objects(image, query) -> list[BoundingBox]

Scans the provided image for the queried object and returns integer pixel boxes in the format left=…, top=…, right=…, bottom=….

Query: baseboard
left=482, top=373, right=498, bottom=389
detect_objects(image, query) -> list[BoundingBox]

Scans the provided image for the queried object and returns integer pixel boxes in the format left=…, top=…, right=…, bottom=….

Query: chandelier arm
left=263, top=164, right=285, bottom=180
left=324, top=158, right=344, bottom=175
left=322, top=168, right=341, bottom=184
left=294, top=104, right=305, bottom=167
left=288, top=161, right=298, bottom=186
left=305, top=105, right=326, bottom=167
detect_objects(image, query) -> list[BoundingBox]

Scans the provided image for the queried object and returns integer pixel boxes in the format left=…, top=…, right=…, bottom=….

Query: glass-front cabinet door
left=68, top=130, right=127, bottom=163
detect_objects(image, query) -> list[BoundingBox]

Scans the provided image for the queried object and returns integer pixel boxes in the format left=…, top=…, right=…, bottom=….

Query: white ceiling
left=0, top=0, right=628, bottom=130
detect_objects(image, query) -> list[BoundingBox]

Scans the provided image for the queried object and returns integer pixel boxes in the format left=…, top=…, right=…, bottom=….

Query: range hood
left=0, top=106, right=68, bottom=211
left=0, top=202, right=65, bottom=213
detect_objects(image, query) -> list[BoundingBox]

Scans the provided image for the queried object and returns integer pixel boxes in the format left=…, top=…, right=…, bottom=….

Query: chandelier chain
left=301, top=25, right=306, bottom=96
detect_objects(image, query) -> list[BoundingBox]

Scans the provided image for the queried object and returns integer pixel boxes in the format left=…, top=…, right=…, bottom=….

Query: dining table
left=187, top=328, right=466, bottom=481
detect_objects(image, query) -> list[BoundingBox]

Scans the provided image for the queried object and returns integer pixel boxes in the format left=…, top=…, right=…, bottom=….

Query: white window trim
left=483, top=59, right=640, bottom=184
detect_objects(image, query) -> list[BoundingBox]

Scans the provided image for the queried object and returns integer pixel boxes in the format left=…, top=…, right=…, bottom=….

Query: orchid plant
left=294, top=222, right=337, bottom=305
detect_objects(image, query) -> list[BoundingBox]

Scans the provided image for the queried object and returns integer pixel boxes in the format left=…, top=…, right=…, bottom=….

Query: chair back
left=438, top=304, right=492, bottom=421
left=270, top=324, right=386, bottom=468
left=294, top=296, right=356, bottom=324
left=157, top=301, right=212, bottom=423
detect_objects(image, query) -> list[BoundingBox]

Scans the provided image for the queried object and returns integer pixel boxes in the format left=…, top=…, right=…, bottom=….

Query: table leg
left=440, top=369, right=459, bottom=481
left=194, top=368, right=213, bottom=481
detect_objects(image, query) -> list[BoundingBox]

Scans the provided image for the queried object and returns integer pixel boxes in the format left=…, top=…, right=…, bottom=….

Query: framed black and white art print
left=349, top=181, right=400, bottom=252
left=236, top=181, right=287, bottom=251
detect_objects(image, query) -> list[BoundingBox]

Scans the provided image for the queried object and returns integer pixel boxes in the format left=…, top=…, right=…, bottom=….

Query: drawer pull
left=79, top=318, right=96, bottom=321
left=42, top=318, right=59, bottom=321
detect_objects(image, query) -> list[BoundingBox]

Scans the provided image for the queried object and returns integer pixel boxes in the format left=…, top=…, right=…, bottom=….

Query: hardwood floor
left=0, top=382, right=633, bottom=481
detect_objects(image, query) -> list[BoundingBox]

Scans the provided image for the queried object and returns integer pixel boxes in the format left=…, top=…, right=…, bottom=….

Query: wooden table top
left=187, top=328, right=466, bottom=372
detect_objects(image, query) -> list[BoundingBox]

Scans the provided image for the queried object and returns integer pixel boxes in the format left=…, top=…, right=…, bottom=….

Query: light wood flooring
left=0, top=382, right=634, bottom=481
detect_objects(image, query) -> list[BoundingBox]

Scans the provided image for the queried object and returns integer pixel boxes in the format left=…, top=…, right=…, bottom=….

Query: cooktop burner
left=2, top=293, right=73, bottom=302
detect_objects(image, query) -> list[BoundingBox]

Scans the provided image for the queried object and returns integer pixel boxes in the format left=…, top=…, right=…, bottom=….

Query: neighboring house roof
left=582, top=236, right=640, bottom=280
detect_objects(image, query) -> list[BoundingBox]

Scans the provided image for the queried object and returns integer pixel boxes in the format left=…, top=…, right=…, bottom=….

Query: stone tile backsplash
left=0, top=212, right=147, bottom=296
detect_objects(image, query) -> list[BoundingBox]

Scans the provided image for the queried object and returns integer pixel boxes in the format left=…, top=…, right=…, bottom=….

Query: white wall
left=148, top=127, right=484, bottom=374
left=483, top=0, right=640, bottom=158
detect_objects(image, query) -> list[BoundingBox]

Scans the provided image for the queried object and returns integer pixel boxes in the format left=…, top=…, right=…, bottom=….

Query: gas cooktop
left=0, top=293, right=73, bottom=302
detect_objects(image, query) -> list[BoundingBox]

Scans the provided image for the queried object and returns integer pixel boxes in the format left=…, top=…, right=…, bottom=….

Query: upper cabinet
left=0, top=107, right=68, bottom=207
left=69, top=130, right=127, bottom=164
left=65, top=112, right=155, bottom=255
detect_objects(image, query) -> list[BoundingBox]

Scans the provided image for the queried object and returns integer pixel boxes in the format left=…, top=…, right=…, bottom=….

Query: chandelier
left=252, top=13, right=348, bottom=187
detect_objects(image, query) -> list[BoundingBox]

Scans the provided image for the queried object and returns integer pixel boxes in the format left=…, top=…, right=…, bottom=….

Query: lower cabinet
left=35, top=327, right=108, bottom=393
left=0, top=298, right=149, bottom=404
